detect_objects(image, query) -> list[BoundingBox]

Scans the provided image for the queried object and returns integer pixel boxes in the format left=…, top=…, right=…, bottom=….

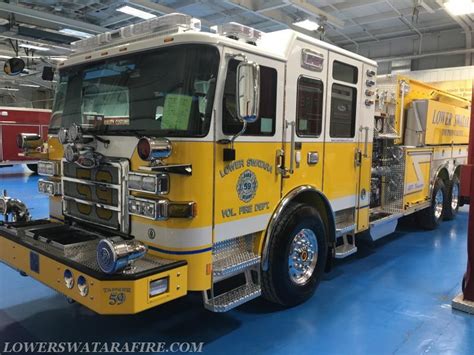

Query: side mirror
left=4, top=58, right=25, bottom=76
left=236, top=61, right=260, bottom=123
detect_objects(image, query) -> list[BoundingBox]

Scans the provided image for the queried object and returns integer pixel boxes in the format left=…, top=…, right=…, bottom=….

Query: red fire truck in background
left=0, top=107, right=51, bottom=173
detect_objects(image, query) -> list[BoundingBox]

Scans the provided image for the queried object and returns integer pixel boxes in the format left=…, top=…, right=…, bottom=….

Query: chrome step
left=335, top=235, right=357, bottom=259
left=336, top=223, right=356, bottom=238
left=213, top=252, right=260, bottom=282
left=204, top=282, right=261, bottom=313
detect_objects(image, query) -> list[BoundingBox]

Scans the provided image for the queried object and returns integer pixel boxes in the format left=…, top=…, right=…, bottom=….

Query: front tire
left=444, top=175, right=460, bottom=220
left=417, top=178, right=446, bottom=230
left=262, top=203, right=328, bottom=306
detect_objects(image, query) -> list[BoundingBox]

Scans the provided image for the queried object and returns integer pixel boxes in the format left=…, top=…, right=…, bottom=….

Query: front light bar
left=38, top=179, right=62, bottom=196
left=38, top=160, right=60, bottom=177
left=128, top=196, right=195, bottom=220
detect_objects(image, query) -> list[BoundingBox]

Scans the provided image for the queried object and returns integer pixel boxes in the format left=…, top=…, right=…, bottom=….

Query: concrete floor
left=1, top=164, right=474, bottom=354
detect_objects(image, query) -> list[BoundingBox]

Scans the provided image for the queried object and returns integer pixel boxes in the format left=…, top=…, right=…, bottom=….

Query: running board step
left=335, top=243, right=358, bottom=258
left=204, top=283, right=261, bottom=313
left=335, top=234, right=357, bottom=259
left=213, top=252, right=260, bottom=282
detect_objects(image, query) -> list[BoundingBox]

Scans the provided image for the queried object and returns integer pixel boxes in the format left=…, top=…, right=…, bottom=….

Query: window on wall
left=296, top=77, right=324, bottom=137
left=330, top=83, right=357, bottom=138
left=222, top=59, right=277, bottom=136
left=333, top=61, right=358, bottom=84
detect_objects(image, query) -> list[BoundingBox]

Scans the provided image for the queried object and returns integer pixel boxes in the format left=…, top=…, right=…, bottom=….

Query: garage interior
left=0, top=0, right=473, bottom=354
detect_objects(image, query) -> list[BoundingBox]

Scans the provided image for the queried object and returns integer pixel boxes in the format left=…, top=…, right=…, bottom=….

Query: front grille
left=62, top=160, right=129, bottom=233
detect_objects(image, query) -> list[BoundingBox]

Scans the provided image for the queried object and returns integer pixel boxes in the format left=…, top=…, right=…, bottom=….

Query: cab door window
left=330, top=61, right=358, bottom=138
left=222, top=59, right=277, bottom=136
left=296, top=76, right=323, bottom=137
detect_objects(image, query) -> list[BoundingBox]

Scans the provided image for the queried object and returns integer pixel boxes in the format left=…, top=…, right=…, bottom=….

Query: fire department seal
left=236, top=169, right=258, bottom=203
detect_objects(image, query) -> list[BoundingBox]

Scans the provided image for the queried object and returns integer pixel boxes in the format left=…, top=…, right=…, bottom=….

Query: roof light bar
left=211, top=22, right=263, bottom=43
left=71, top=13, right=201, bottom=54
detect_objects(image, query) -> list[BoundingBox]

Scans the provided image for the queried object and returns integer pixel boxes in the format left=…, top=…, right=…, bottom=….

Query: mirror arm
left=230, top=120, right=247, bottom=149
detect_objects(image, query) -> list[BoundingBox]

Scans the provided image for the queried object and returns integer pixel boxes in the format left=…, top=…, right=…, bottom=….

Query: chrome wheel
left=434, top=189, right=444, bottom=220
left=451, top=183, right=459, bottom=211
left=288, top=228, right=318, bottom=285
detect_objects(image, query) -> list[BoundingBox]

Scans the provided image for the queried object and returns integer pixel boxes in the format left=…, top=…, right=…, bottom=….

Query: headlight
left=64, top=269, right=74, bottom=289
left=128, top=196, right=166, bottom=220
left=128, top=172, right=169, bottom=194
left=77, top=275, right=88, bottom=296
left=96, top=237, right=148, bottom=274
left=37, top=161, right=60, bottom=176
left=38, top=179, right=62, bottom=196
left=16, top=133, right=42, bottom=150
left=128, top=196, right=196, bottom=220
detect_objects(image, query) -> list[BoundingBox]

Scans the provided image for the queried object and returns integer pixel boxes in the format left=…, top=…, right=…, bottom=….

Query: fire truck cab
left=0, top=13, right=470, bottom=314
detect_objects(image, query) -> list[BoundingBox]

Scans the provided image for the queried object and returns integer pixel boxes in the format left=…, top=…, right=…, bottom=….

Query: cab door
left=281, top=44, right=329, bottom=197
left=323, top=53, right=363, bottom=233
left=213, top=49, right=284, bottom=244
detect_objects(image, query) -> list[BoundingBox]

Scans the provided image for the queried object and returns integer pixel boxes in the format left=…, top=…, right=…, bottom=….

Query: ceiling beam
left=0, top=2, right=107, bottom=33
left=320, top=0, right=386, bottom=12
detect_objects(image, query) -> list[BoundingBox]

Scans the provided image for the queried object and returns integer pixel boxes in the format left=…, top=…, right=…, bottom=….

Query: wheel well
left=437, top=167, right=450, bottom=186
left=261, top=187, right=336, bottom=272
left=290, top=190, right=336, bottom=245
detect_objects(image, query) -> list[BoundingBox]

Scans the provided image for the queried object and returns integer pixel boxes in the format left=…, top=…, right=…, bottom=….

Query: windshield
left=50, top=44, right=220, bottom=137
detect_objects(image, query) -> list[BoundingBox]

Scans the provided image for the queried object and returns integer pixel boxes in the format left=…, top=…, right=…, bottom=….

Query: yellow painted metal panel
left=424, top=100, right=470, bottom=145
left=403, top=148, right=433, bottom=208
left=214, top=142, right=281, bottom=226
left=0, top=236, right=187, bottom=315
left=323, top=142, right=359, bottom=200
left=281, top=142, right=324, bottom=196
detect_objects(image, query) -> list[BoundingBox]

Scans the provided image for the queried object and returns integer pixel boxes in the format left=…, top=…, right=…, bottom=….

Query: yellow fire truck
left=0, top=13, right=470, bottom=314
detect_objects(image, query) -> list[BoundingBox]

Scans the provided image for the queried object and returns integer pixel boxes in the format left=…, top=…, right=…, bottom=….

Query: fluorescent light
left=293, top=19, right=320, bottom=32
left=19, top=84, right=41, bottom=88
left=0, top=55, right=13, bottom=59
left=18, top=43, right=50, bottom=51
left=117, top=5, right=156, bottom=20
left=444, top=0, right=474, bottom=15
left=49, top=56, right=67, bottom=61
left=59, top=28, right=93, bottom=38
left=0, top=88, right=19, bottom=91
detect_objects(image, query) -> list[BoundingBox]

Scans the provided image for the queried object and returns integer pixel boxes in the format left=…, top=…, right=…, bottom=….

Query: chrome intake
left=0, top=190, right=31, bottom=222
left=96, top=237, right=148, bottom=274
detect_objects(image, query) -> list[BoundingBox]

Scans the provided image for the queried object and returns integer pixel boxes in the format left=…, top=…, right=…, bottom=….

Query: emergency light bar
left=211, top=22, right=263, bottom=43
left=71, top=13, right=201, bottom=53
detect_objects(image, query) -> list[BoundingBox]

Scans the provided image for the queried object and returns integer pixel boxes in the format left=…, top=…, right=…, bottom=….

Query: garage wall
left=343, top=28, right=469, bottom=75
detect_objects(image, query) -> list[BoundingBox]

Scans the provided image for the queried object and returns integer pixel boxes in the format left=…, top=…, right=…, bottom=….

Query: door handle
left=286, top=121, right=296, bottom=174
left=360, top=125, right=369, bottom=158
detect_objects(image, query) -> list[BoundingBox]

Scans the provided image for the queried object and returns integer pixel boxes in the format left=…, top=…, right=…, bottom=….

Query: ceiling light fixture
left=18, top=43, right=50, bottom=51
left=19, top=84, right=41, bottom=88
left=117, top=5, right=156, bottom=20
left=293, top=19, right=320, bottom=32
left=59, top=28, right=93, bottom=38
left=0, top=87, right=19, bottom=91
left=444, top=0, right=474, bottom=15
